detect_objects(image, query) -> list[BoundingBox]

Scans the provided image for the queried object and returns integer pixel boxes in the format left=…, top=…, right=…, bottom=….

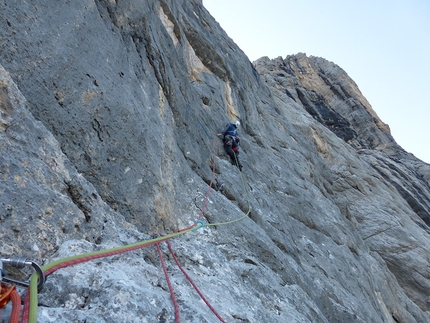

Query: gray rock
left=1, top=1, right=430, bottom=322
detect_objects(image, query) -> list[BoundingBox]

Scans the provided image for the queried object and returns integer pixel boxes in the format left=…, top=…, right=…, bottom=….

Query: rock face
left=1, top=1, right=430, bottom=322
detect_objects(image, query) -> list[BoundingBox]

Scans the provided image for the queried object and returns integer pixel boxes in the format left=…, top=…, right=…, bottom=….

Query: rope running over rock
left=21, top=108, right=251, bottom=323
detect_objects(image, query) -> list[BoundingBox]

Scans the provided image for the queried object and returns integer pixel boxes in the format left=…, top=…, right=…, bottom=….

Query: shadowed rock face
left=1, top=1, right=430, bottom=322
left=254, top=54, right=398, bottom=151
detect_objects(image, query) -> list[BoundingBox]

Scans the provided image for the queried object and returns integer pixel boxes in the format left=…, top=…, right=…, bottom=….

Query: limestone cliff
left=1, top=1, right=430, bottom=322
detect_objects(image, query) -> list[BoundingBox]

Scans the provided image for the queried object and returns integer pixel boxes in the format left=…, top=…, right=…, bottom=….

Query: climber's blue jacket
left=221, top=123, right=238, bottom=139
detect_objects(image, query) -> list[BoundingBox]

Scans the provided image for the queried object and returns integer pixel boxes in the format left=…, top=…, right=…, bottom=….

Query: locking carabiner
left=1, top=257, right=45, bottom=291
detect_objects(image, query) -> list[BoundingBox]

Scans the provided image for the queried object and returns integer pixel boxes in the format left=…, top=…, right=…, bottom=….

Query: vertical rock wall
left=1, top=0, right=430, bottom=322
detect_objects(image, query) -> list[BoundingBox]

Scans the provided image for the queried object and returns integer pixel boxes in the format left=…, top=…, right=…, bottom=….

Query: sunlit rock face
left=1, top=1, right=430, bottom=322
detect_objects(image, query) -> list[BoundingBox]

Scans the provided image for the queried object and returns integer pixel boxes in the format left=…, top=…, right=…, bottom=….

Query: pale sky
left=203, top=0, right=430, bottom=164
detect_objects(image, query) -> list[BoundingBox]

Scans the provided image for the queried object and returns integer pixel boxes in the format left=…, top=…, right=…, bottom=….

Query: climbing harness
left=220, top=129, right=242, bottom=171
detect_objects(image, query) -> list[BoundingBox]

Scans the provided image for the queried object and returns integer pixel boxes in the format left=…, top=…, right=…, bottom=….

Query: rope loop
left=192, top=220, right=205, bottom=232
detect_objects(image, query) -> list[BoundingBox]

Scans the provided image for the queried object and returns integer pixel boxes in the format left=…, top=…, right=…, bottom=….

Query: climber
left=217, top=120, right=243, bottom=171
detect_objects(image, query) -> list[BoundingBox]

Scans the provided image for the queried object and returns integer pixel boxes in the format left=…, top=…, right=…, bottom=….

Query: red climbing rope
left=166, top=239, right=226, bottom=323
left=21, top=239, right=161, bottom=322
left=21, top=138, right=221, bottom=322
left=44, top=241, right=157, bottom=276
left=0, top=284, right=21, bottom=323
left=157, top=243, right=180, bottom=323
left=9, top=288, right=21, bottom=323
